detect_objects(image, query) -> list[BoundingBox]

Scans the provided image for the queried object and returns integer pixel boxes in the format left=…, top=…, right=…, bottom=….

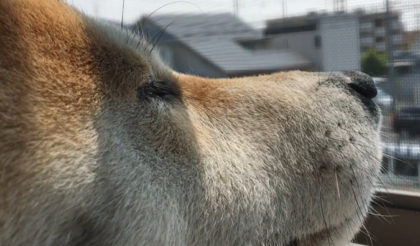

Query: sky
left=66, top=0, right=420, bottom=31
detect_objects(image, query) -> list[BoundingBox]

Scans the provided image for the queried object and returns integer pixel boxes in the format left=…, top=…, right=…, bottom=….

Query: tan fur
left=0, top=0, right=382, bottom=245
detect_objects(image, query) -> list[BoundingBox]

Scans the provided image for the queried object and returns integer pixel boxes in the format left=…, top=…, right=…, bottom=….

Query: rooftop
left=141, top=13, right=263, bottom=40
left=136, top=13, right=312, bottom=76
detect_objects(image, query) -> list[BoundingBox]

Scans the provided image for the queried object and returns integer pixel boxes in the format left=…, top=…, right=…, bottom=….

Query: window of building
left=375, top=37, right=385, bottom=42
left=375, top=19, right=384, bottom=27
left=314, top=35, right=321, bottom=49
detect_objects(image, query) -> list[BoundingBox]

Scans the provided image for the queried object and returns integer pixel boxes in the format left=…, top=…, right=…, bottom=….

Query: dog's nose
left=342, top=71, right=377, bottom=99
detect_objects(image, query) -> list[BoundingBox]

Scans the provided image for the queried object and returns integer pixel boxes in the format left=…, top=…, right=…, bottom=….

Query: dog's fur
left=0, top=0, right=382, bottom=245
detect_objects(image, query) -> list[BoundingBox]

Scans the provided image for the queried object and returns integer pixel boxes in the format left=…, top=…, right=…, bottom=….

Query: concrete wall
left=319, top=15, right=361, bottom=72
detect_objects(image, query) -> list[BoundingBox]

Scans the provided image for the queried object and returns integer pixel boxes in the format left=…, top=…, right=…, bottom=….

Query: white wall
left=268, top=31, right=321, bottom=70
left=319, top=14, right=361, bottom=72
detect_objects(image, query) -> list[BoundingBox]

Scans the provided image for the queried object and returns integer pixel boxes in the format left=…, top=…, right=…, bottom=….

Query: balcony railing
left=393, top=34, right=403, bottom=44
left=375, top=27, right=386, bottom=36
left=360, top=22, right=373, bottom=30
left=361, top=37, right=374, bottom=46
left=376, top=42, right=386, bottom=51
left=393, top=20, right=402, bottom=30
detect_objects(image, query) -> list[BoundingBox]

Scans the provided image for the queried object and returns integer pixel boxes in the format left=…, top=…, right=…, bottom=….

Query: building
left=358, top=11, right=404, bottom=57
left=264, top=10, right=405, bottom=71
left=264, top=12, right=361, bottom=72
left=404, top=30, right=420, bottom=56
left=127, top=13, right=312, bottom=78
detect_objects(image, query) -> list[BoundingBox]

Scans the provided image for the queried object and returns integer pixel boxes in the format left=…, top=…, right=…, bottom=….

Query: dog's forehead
left=2, top=0, right=167, bottom=100
left=1, top=0, right=86, bottom=55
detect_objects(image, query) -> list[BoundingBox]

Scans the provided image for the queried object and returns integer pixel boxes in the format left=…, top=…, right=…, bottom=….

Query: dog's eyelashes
left=137, top=80, right=180, bottom=102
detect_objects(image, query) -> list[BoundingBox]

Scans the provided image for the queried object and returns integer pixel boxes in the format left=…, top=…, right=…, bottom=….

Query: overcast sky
left=66, top=0, right=419, bottom=30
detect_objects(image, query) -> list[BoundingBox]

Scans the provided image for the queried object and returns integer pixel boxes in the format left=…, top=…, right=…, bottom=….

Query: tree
left=361, top=48, right=387, bottom=77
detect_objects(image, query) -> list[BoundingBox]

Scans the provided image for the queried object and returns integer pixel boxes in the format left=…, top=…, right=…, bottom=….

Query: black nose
left=342, top=71, right=377, bottom=99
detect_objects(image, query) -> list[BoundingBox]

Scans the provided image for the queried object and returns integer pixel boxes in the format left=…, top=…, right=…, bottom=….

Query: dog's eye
left=137, top=79, right=180, bottom=102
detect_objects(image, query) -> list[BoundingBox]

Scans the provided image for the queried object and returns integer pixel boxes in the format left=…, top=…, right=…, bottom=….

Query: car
left=373, top=88, right=393, bottom=110
left=392, top=106, right=420, bottom=137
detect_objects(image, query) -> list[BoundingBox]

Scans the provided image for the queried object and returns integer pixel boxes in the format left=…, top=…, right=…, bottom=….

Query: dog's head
left=0, top=1, right=382, bottom=245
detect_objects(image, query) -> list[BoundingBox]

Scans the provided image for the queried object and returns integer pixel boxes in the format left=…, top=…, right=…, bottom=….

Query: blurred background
left=67, top=1, right=420, bottom=245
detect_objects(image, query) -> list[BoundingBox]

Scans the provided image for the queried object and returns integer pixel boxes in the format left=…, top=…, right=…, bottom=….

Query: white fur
left=0, top=1, right=383, bottom=245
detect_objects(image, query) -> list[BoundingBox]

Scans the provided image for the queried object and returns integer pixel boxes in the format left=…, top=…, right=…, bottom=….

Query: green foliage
left=361, top=49, right=387, bottom=77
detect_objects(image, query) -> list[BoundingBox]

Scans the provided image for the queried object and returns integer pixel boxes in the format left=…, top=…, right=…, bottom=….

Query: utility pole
left=385, top=0, right=396, bottom=113
left=417, top=13, right=420, bottom=31
left=333, top=0, right=347, bottom=13
left=282, top=0, right=287, bottom=19
left=233, top=0, right=239, bottom=17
